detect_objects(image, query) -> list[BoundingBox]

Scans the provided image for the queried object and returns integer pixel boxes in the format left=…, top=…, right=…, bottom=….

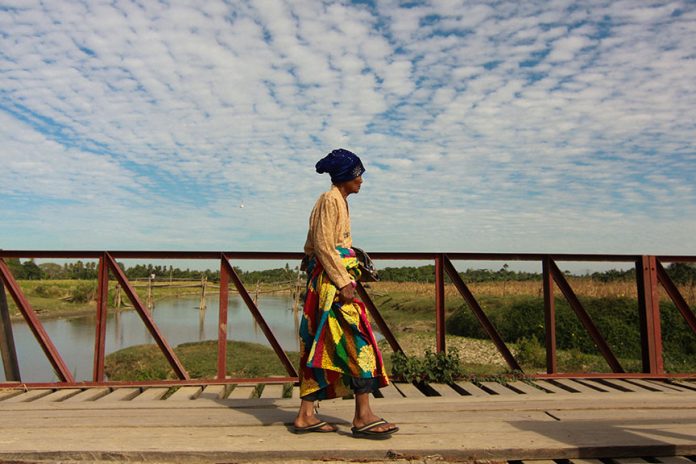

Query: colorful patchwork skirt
left=298, top=247, right=389, bottom=400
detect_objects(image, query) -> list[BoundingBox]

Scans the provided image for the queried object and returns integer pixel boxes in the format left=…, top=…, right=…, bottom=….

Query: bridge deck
left=1, top=379, right=696, bottom=463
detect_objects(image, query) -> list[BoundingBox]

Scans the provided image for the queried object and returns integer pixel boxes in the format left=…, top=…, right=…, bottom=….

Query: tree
left=22, top=259, right=43, bottom=280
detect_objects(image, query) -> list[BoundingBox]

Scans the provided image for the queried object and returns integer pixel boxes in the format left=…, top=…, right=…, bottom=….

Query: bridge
left=1, top=250, right=695, bottom=462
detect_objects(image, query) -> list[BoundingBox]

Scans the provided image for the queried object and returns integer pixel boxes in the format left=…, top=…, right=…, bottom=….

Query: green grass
left=105, top=340, right=299, bottom=381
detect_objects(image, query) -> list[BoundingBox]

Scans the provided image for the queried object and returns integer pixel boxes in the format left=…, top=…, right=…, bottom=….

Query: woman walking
left=293, top=148, right=398, bottom=439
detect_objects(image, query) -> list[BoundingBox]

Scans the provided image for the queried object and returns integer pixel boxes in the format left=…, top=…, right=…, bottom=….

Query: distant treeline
left=2, top=258, right=298, bottom=285
left=378, top=263, right=696, bottom=285
left=4, top=258, right=695, bottom=286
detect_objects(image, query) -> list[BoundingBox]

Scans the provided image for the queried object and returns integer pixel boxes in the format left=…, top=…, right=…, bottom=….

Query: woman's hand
left=338, top=283, right=355, bottom=304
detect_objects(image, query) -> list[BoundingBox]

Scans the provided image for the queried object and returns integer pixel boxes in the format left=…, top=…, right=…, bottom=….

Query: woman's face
left=343, top=175, right=363, bottom=195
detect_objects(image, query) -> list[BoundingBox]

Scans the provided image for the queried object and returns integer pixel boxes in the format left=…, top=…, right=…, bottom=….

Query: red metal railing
left=1, top=250, right=695, bottom=388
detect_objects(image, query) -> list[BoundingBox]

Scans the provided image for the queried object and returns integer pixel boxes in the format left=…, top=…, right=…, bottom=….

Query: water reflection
left=0, top=294, right=299, bottom=383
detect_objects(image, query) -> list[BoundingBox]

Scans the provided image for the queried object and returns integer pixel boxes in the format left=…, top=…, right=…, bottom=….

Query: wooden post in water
left=147, top=275, right=154, bottom=311
left=114, top=283, right=122, bottom=309
left=199, top=276, right=207, bottom=311
left=0, top=275, right=21, bottom=381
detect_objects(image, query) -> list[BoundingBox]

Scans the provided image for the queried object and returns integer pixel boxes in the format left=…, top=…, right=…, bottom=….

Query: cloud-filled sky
left=1, top=0, right=695, bottom=266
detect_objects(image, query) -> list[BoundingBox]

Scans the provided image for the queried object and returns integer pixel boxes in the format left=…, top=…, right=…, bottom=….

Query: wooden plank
left=532, top=380, right=576, bottom=394
left=2, top=389, right=52, bottom=403
left=260, top=384, right=284, bottom=399
left=568, top=460, right=606, bottom=464
left=32, top=389, right=81, bottom=402
left=655, top=457, right=696, bottom=463
left=612, top=459, right=652, bottom=464
left=62, top=388, right=110, bottom=402
left=132, top=388, right=169, bottom=401
left=0, top=389, right=22, bottom=401
left=623, top=379, right=672, bottom=392
left=227, top=384, right=255, bottom=399
left=428, top=383, right=462, bottom=398
left=96, top=388, right=140, bottom=401
left=393, top=382, right=426, bottom=398
left=166, top=386, right=202, bottom=401
left=198, top=385, right=226, bottom=400
left=479, top=381, right=519, bottom=396
left=595, top=379, right=639, bottom=392
left=647, top=380, right=693, bottom=392
left=376, top=383, right=403, bottom=399
left=672, top=380, right=696, bottom=392
left=290, top=385, right=300, bottom=399
left=454, top=381, right=489, bottom=397
left=552, top=378, right=604, bottom=393
left=507, top=381, right=547, bottom=395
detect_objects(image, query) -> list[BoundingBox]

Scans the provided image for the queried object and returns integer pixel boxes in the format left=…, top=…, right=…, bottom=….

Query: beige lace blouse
left=303, top=185, right=353, bottom=289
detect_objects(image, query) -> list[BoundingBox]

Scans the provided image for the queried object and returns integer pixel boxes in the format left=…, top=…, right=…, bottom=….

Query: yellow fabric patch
left=339, top=302, right=360, bottom=326
left=357, top=344, right=377, bottom=373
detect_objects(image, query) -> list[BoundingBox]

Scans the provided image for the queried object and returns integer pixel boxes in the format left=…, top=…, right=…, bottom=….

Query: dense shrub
left=32, top=284, right=64, bottom=299
left=66, top=282, right=97, bottom=303
left=391, top=348, right=463, bottom=383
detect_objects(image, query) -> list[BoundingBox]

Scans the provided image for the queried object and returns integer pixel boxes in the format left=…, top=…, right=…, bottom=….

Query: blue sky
left=1, top=0, right=695, bottom=265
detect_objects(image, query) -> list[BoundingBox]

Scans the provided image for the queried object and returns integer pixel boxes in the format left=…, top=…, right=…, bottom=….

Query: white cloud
left=0, top=0, right=694, bottom=260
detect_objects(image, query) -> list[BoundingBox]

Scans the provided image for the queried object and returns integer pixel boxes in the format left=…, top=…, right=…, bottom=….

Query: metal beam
left=435, top=254, right=446, bottom=353
left=221, top=255, right=298, bottom=378
left=105, top=253, right=190, bottom=380
left=656, top=260, right=696, bottom=335
left=92, top=255, right=109, bottom=382
left=542, top=257, right=557, bottom=374
left=549, top=260, right=624, bottom=373
left=0, top=273, right=21, bottom=381
left=443, top=256, right=522, bottom=372
left=355, top=282, right=403, bottom=354
left=217, top=256, right=230, bottom=380
left=0, top=258, right=74, bottom=382
left=636, top=256, right=664, bottom=374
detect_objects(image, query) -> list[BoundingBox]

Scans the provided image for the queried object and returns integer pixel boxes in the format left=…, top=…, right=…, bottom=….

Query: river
left=0, top=294, right=300, bottom=383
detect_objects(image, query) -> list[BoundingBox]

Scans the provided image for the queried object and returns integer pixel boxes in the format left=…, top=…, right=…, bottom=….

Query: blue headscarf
left=315, top=148, right=365, bottom=183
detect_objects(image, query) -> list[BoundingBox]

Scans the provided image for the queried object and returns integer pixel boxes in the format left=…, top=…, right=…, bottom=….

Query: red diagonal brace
left=105, top=253, right=189, bottom=380
left=221, top=255, right=298, bottom=377
left=443, top=256, right=522, bottom=372
left=355, top=282, right=404, bottom=354
left=0, top=258, right=75, bottom=383
left=656, top=260, right=696, bottom=334
left=549, top=259, right=624, bottom=373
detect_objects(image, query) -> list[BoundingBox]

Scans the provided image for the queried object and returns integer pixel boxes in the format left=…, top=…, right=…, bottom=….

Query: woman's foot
left=293, top=416, right=337, bottom=433
left=352, top=414, right=398, bottom=434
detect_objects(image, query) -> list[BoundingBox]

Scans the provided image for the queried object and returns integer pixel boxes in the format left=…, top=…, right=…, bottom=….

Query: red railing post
left=217, top=255, right=230, bottom=380
left=92, top=254, right=109, bottom=382
left=636, top=256, right=664, bottom=374
left=542, top=257, right=557, bottom=374
left=435, top=253, right=446, bottom=353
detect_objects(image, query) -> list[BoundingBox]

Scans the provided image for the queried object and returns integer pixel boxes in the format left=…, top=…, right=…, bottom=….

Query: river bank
left=1, top=279, right=295, bottom=321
